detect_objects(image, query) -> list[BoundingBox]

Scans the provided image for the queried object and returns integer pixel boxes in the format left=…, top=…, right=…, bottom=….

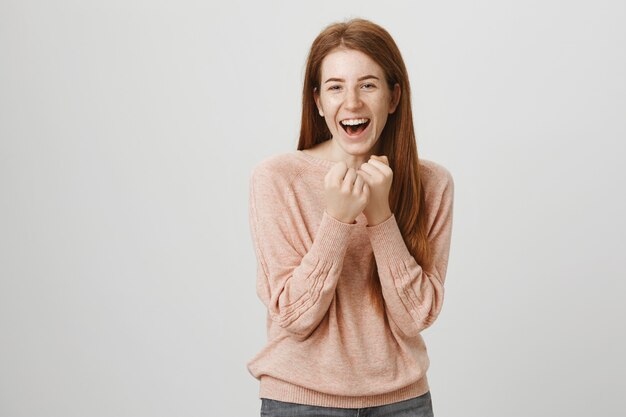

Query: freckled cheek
left=325, top=96, right=342, bottom=107
left=323, top=103, right=340, bottom=121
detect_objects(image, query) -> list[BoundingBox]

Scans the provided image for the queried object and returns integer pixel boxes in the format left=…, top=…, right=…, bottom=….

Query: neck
left=325, top=139, right=382, bottom=170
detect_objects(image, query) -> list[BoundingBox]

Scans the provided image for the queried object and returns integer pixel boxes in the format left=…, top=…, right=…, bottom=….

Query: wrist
left=365, top=209, right=392, bottom=226
left=325, top=210, right=356, bottom=224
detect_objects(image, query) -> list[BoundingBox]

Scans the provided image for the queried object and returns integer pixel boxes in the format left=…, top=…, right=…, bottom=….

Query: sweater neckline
left=294, top=149, right=335, bottom=168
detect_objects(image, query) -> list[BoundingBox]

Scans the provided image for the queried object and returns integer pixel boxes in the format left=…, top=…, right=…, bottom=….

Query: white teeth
left=340, top=118, right=369, bottom=126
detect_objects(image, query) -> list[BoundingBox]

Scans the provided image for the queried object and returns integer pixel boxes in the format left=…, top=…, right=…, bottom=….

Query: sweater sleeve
left=365, top=169, right=454, bottom=338
left=248, top=164, right=357, bottom=341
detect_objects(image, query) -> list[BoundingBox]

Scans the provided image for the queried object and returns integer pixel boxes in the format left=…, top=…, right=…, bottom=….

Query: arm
left=365, top=170, right=454, bottom=338
left=248, top=165, right=357, bottom=340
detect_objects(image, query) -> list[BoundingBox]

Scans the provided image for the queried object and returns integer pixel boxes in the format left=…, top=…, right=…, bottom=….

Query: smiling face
left=314, top=47, right=400, bottom=157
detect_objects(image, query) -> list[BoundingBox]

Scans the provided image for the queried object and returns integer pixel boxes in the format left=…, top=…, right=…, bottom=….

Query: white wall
left=1, top=0, right=625, bottom=416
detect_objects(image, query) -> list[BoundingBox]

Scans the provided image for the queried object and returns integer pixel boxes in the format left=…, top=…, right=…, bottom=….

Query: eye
left=328, top=85, right=341, bottom=91
left=362, top=83, right=376, bottom=89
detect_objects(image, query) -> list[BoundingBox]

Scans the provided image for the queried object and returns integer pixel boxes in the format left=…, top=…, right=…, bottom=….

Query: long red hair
left=297, top=18, right=433, bottom=316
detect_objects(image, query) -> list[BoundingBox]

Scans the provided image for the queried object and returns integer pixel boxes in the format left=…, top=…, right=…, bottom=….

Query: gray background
left=1, top=0, right=625, bottom=416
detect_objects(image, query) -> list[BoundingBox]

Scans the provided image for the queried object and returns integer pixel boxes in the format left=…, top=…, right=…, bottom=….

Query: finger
left=353, top=173, right=364, bottom=193
left=367, top=158, right=392, bottom=173
left=327, top=161, right=348, bottom=186
left=369, top=155, right=389, bottom=165
left=357, top=168, right=373, bottom=182
left=359, top=162, right=381, bottom=176
left=342, top=167, right=358, bottom=189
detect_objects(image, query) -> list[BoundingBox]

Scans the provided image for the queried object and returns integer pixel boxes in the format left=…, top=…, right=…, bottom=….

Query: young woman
left=247, top=18, right=454, bottom=417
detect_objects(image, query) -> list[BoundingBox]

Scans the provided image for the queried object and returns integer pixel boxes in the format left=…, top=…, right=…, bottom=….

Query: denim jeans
left=260, top=390, right=434, bottom=417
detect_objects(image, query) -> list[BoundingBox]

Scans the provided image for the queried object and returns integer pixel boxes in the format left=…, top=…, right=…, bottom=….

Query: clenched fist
left=357, top=155, right=393, bottom=226
left=324, top=161, right=370, bottom=224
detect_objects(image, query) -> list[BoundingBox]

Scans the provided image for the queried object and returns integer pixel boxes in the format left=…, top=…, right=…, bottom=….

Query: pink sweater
left=246, top=150, right=455, bottom=408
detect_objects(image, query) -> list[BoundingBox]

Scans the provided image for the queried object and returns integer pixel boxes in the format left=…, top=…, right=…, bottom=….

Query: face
left=314, top=47, right=400, bottom=156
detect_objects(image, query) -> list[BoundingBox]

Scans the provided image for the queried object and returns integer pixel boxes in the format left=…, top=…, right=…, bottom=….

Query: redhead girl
left=247, top=17, right=454, bottom=417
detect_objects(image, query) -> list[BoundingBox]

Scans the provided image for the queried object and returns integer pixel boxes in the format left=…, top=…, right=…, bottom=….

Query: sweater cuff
left=365, top=213, right=412, bottom=266
left=309, top=210, right=357, bottom=264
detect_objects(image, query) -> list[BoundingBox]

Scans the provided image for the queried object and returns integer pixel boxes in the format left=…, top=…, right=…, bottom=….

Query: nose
left=344, top=87, right=363, bottom=110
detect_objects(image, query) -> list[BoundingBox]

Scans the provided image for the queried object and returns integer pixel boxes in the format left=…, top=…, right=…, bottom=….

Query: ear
left=313, top=87, right=324, bottom=117
left=389, top=83, right=401, bottom=114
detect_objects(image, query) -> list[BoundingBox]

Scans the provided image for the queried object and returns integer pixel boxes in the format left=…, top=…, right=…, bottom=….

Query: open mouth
left=340, top=118, right=370, bottom=136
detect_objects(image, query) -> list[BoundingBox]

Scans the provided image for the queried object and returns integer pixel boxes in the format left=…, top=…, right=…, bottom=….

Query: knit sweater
left=246, top=149, right=454, bottom=408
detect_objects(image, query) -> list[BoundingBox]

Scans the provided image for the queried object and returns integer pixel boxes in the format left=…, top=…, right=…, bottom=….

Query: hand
left=357, top=155, right=393, bottom=226
left=324, top=161, right=370, bottom=224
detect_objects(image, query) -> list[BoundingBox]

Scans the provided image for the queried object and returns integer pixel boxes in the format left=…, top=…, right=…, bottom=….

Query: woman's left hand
left=357, top=155, right=393, bottom=226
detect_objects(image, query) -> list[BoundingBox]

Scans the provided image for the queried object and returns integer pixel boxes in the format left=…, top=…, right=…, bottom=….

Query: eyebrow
left=324, top=75, right=380, bottom=84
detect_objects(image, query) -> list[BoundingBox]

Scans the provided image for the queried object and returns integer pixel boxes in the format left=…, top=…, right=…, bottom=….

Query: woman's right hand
left=324, top=161, right=370, bottom=224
